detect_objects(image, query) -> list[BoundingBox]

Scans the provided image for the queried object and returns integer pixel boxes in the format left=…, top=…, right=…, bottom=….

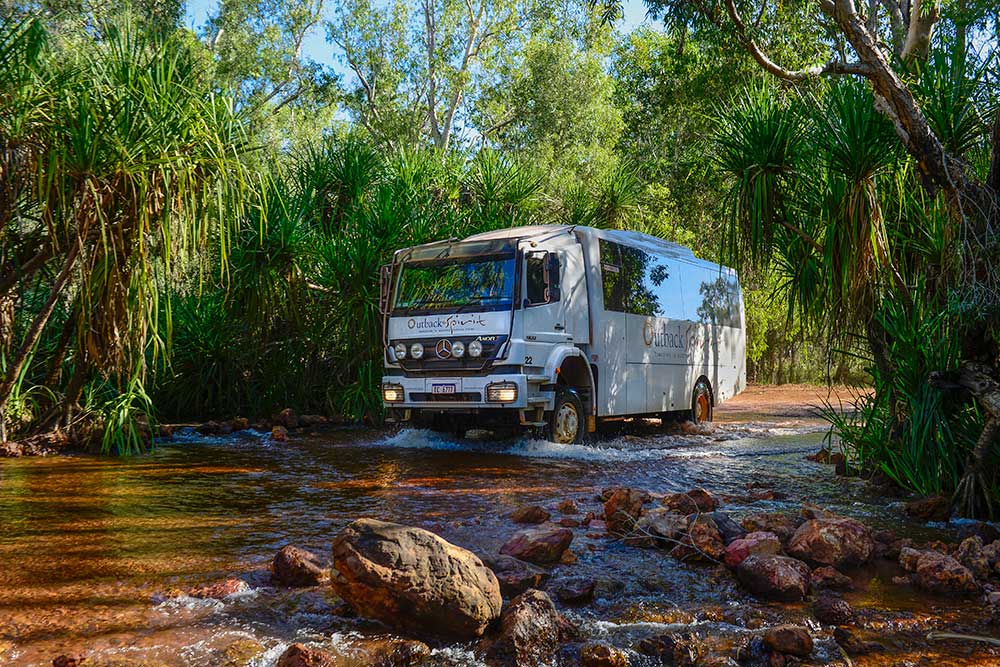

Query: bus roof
left=463, top=225, right=700, bottom=262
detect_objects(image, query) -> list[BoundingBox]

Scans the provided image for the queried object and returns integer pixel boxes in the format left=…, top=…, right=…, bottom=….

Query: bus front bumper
left=381, top=374, right=550, bottom=426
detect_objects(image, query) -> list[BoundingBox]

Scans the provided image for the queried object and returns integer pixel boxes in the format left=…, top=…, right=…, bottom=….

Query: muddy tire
left=692, top=378, right=713, bottom=424
left=548, top=389, right=584, bottom=444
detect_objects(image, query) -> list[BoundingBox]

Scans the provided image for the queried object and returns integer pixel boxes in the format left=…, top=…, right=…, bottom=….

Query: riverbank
left=1, top=385, right=997, bottom=666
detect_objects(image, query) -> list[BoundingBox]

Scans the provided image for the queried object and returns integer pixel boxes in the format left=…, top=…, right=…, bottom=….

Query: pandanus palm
left=0, top=16, right=249, bottom=450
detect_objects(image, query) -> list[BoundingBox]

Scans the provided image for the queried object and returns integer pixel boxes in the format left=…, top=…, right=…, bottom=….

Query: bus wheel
left=692, top=379, right=713, bottom=424
left=548, top=389, right=584, bottom=444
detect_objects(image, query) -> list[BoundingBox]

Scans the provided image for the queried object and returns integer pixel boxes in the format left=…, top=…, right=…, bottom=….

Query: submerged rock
left=480, top=554, right=549, bottom=598
left=500, top=525, right=573, bottom=564
left=579, top=643, right=628, bottom=667
left=723, top=531, right=781, bottom=569
left=604, top=487, right=650, bottom=535
left=52, top=656, right=86, bottom=667
left=272, top=545, right=327, bottom=587
left=484, top=590, right=566, bottom=667
left=833, top=627, right=880, bottom=656
left=763, top=625, right=813, bottom=658
left=551, top=576, right=595, bottom=604
left=188, top=578, right=249, bottom=599
left=786, top=518, right=874, bottom=569
left=511, top=505, right=550, bottom=524
left=330, top=518, right=502, bottom=638
left=904, top=495, right=952, bottom=522
left=661, top=488, right=718, bottom=514
left=810, top=565, right=854, bottom=591
left=557, top=499, right=578, bottom=514
left=736, top=554, right=810, bottom=601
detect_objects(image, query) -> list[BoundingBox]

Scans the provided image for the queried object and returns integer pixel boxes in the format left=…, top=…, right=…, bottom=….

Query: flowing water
left=1, top=388, right=998, bottom=666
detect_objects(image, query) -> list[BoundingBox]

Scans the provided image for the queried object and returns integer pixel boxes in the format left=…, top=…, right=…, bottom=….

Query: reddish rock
left=52, top=657, right=85, bottom=667
left=872, top=530, right=907, bottom=560
left=661, top=488, right=717, bottom=514
left=603, top=488, right=649, bottom=535
left=671, top=516, right=725, bottom=562
left=557, top=499, right=578, bottom=514
left=910, top=550, right=979, bottom=595
left=763, top=625, right=813, bottom=658
left=741, top=513, right=800, bottom=544
left=833, top=627, right=880, bottom=656
left=810, top=566, right=854, bottom=591
left=958, top=521, right=1000, bottom=545
left=749, top=488, right=787, bottom=501
left=983, top=540, right=1000, bottom=568
left=955, top=536, right=991, bottom=580
left=231, top=416, right=250, bottom=431
left=299, top=414, right=329, bottom=427
left=800, top=503, right=842, bottom=520
left=786, top=518, right=874, bottom=569
left=188, top=578, right=249, bottom=599
left=899, top=546, right=924, bottom=571
left=480, top=554, right=549, bottom=599
left=157, top=424, right=175, bottom=439
left=579, top=643, right=628, bottom=667
left=511, top=505, right=551, bottom=524
left=500, top=526, right=573, bottom=564
left=736, top=554, right=811, bottom=601
left=903, top=495, right=952, bottom=522
left=484, top=590, right=566, bottom=667
left=723, top=531, right=782, bottom=569
left=271, top=425, right=289, bottom=442
left=812, top=594, right=853, bottom=624
left=331, top=519, right=502, bottom=638
left=272, top=545, right=326, bottom=587
left=552, top=576, right=595, bottom=604
left=559, top=517, right=580, bottom=528
left=276, top=643, right=335, bottom=667
left=559, top=549, right=578, bottom=565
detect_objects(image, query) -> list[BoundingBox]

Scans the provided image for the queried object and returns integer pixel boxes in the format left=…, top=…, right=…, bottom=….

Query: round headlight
left=452, top=341, right=465, bottom=358
left=393, top=342, right=407, bottom=360
left=410, top=342, right=424, bottom=360
left=468, top=340, right=483, bottom=358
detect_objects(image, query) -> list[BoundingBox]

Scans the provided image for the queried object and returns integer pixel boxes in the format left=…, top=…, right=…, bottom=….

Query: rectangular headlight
left=382, top=383, right=404, bottom=403
left=486, top=382, right=518, bottom=403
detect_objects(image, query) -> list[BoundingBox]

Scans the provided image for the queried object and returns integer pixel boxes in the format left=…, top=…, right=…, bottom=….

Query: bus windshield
left=393, top=254, right=516, bottom=314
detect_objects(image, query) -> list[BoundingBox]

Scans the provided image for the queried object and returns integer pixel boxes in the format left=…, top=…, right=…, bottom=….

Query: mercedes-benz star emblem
left=435, top=339, right=452, bottom=359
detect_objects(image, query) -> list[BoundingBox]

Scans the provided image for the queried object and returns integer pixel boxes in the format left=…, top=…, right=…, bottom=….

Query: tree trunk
left=0, top=236, right=80, bottom=435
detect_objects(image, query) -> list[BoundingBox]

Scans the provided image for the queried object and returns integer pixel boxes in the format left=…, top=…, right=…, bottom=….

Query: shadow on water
left=0, top=413, right=997, bottom=666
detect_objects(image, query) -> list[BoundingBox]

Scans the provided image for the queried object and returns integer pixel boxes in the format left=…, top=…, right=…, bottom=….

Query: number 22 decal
left=524, top=356, right=533, bottom=365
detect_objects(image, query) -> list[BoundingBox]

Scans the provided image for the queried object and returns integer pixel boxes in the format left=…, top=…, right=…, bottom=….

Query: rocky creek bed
left=2, top=386, right=1000, bottom=667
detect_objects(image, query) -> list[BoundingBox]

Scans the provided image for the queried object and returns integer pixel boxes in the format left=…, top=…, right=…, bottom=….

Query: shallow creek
left=2, top=392, right=999, bottom=666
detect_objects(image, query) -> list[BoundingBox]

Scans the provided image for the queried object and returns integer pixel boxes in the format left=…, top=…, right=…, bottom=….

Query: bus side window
left=599, top=240, right=626, bottom=312
left=526, top=254, right=547, bottom=305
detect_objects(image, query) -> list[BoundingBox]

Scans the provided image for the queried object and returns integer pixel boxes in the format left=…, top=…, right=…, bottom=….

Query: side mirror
left=378, top=263, right=393, bottom=314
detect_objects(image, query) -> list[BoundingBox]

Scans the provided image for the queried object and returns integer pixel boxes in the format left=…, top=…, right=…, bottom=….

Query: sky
left=183, top=0, right=657, bottom=80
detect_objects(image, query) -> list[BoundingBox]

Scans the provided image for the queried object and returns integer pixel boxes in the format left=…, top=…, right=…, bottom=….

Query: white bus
left=379, top=225, right=746, bottom=443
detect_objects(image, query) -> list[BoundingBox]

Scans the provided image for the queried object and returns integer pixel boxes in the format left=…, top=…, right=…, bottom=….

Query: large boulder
left=723, top=531, right=781, bottom=569
left=899, top=547, right=978, bottom=595
left=480, top=554, right=549, bottom=599
left=604, top=488, right=650, bottom=535
left=484, top=590, right=566, bottom=667
left=272, top=545, right=327, bottom=587
left=500, top=526, right=573, bottom=564
left=671, top=515, right=725, bottom=562
left=786, top=518, right=874, bottom=569
left=736, top=554, right=810, bottom=602
left=331, top=519, right=502, bottom=638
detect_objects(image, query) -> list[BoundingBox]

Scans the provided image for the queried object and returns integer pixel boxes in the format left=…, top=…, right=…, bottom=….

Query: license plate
left=432, top=384, right=457, bottom=395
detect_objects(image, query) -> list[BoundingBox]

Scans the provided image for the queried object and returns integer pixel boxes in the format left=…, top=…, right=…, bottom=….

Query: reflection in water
left=0, top=421, right=996, bottom=666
